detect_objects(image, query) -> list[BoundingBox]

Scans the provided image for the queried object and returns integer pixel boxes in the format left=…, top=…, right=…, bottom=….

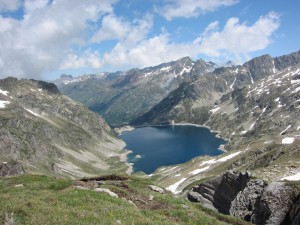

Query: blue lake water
left=120, top=125, right=226, bottom=174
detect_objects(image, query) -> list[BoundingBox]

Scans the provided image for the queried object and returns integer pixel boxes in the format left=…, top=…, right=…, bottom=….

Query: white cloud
left=0, top=0, right=280, bottom=80
left=102, top=12, right=280, bottom=69
left=61, top=51, right=102, bottom=70
left=91, top=14, right=131, bottom=43
left=195, top=11, right=280, bottom=60
left=91, top=13, right=153, bottom=46
left=0, top=0, right=21, bottom=12
left=24, top=0, right=49, bottom=13
left=158, top=0, right=239, bottom=20
left=0, top=0, right=117, bottom=79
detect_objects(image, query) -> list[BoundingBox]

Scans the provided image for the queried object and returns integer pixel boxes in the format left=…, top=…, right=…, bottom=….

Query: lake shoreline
left=117, top=122, right=228, bottom=152
left=119, top=124, right=227, bottom=174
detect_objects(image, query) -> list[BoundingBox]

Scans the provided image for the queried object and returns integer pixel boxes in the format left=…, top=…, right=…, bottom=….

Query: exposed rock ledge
left=0, top=162, right=24, bottom=176
left=187, top=171, right=300, bottom=225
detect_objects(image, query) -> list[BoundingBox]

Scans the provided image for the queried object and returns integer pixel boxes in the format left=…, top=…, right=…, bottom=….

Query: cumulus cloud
left=157, top=0, right=239, bottom=20
left=91, top=13, right=153, bottom=46
left=0, top=0, right=117, bottom=79
left=101, top=12, right=280, bottom=69
left=0, top=0, right=280, bottom=80
left=61, top=51, right=102, bottom=70
left=195, top=11, right=280, bottom=60
left=24, top=0, right=49, bottom=13
left=91, top=14, right=131, bottom=43
left=103, top=32, right=195, bottom=69
left=0, top=0, right=21, bottom=12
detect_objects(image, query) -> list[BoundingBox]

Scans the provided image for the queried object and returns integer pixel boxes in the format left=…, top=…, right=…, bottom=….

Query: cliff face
left=0, top=78, right=128, bottom=178
left=188, top=171, right=251, bottom=214
left=188, top=171, right=300, bottom=225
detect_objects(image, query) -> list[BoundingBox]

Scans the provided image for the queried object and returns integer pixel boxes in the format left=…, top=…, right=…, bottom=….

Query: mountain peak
left=30, top=79, right=60, bottom=94
left=60, top=74, right=73, bottom=79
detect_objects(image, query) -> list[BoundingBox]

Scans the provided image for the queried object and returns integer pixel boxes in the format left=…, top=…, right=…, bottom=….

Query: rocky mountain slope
left=0, top=78, right=129, bottom=178
left=147, top=56, right=300, bottom=224
left=3, top=51, right=298, bottom=225
left=206, top=64, right=300, bottom=152
left=131, top=51, right=300, bottom=126
left=55, top=57, right=215, bottom=126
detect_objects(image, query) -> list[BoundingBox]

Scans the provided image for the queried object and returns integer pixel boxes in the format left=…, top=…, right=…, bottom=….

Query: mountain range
left=55, top=57, right=215, bottom=126
left=54, top=50, right=300, bottom=224
left=1, top=50, right=299, bottom=224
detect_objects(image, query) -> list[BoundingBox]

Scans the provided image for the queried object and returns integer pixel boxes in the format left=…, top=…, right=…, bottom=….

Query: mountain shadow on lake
left=120, top=125, right=226, bottom=174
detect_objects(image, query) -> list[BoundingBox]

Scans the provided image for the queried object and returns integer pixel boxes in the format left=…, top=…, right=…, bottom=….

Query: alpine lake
left=120, top=125, right=226, bottom=174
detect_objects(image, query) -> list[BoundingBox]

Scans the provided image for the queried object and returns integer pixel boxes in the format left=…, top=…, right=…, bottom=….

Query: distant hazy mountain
left=55, top=57, right=215, bottom=126
left=0, top=78, right=128, bottom=178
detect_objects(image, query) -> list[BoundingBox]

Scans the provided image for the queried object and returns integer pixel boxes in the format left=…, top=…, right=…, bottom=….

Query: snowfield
left=166, top=178, right=187, bottom=194
left=0, top=100, right=10, bottom=108
left=188, top=166, right=210, bottom=175
left=0, top=89, right=9, bottom=96
left=282, top=137, right=295, bottom=144
left=281, top=172, right=300, bottom=181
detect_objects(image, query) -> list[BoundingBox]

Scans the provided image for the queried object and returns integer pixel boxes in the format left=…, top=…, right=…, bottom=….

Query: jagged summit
left=131, top=50, right=300, bottom=126
left=60, top=74, right=73, bottom=79
left=225, top=60, right=236, bottom=67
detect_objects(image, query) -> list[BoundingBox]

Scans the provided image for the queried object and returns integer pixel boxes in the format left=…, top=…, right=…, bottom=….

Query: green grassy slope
left=0, top=174, right=250, bottom=225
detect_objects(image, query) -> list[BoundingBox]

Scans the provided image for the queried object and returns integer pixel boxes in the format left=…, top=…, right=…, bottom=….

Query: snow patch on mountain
left=188, top=166, right=210, bottom=175
left=281, top=171, right=300, bottom=181
left=280, top=125, right=291, bottom=135
left=0, top=89, right=9, bottom=96
left=160, top=66, right=171, bottom=72
left=0, top=100, right=10, bottom=108
left=166, top=178, right=187, bottom=194
left=25, top=108, right=42, bottom=117
left=200, top=151, right=242, bottom=166
left=282, top=137, right=295, bottom=144
left=210, top=107, right=220, bottom=114
left=179, top=66, right=192, bottom=76
left=230, top=77, right=236, bottom=90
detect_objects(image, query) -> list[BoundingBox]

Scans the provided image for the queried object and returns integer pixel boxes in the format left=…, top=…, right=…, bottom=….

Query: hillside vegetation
left=0, top=174, right=249, bottom=225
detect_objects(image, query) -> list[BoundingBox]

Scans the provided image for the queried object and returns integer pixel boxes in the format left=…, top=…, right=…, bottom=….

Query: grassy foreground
left=0, top=174, right=249, bottom=225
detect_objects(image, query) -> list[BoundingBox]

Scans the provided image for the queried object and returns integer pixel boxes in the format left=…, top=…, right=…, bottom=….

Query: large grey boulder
left=148, top=185, right=164, bottom=194
left=251, top=182, right=296, bottom=225
left=188, top=171, right=251, bottom=214
left=230, top=179, right=266, bottom=221
left=231, top=181, right=299, bottom=225
left=94, top=188, right=118, bottom=198
left=188, top=171, right=300, bottom=225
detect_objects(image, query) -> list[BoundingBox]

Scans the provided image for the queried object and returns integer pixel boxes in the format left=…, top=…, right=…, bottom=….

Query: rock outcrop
left=230, top=179, right=266, bottom=221
left=188, top=171, right=251, bottom=213
left=0, top=162, right=24, bottom=176
left=148, top=185, right=164, bottom=194
left=188, top=171, right=300, bottom=225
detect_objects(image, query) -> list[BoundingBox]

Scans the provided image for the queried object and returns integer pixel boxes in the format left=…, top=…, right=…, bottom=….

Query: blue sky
left=0, top=0, right=299, bottom=80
